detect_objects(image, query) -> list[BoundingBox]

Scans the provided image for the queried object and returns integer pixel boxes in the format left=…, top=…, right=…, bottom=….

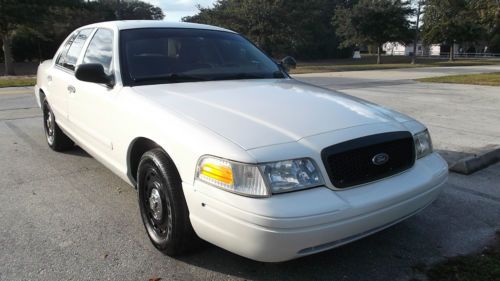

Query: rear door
left=48, top=28, right=93, bottom=129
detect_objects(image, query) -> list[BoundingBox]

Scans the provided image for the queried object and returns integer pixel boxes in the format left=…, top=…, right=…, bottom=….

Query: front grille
left=321, top=131, right=415, bottom=189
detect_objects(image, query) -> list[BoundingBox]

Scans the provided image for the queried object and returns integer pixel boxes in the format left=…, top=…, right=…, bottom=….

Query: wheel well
left=39, top=89, right=46, bottom=105
left=128, top=137, right=160, bottom=184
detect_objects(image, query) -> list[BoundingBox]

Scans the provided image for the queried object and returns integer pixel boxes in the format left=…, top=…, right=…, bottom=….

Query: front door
left=68, top=28, right=119, bottom=167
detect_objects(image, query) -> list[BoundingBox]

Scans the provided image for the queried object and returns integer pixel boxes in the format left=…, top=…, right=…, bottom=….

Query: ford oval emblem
left=372, top=153, right=389, bottom=165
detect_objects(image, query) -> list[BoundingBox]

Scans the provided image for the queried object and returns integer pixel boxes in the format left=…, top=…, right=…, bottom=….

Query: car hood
left=132, top=79, right=411, bottom=150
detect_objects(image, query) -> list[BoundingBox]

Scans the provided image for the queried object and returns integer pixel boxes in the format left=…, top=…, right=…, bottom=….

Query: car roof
left=80, top=20, right=236, bottom=33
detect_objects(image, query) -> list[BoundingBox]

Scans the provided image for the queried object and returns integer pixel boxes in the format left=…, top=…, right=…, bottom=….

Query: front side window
left=57, top=28, right=93, bottom=71
left=120, top=28, right=285, bottom=86
left=82, top=28, right=114, bottom=75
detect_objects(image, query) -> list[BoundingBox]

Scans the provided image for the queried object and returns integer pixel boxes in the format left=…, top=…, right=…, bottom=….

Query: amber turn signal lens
left=200, top=163, right=234, bottom=185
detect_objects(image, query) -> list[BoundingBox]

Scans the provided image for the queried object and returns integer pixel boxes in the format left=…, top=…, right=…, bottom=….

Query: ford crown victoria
left=35, top=21, right=448, bottom=262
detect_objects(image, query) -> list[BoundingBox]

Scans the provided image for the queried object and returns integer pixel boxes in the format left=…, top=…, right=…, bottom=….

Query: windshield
left=119, top=28, right=285, bottom=85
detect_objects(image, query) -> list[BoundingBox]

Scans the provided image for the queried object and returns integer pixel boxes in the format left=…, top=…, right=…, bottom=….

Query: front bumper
left=183, top=152, right=448, bottom=262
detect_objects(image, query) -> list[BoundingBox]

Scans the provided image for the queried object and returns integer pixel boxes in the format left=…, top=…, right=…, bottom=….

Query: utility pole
left=411, top=1, right=422, bottom=64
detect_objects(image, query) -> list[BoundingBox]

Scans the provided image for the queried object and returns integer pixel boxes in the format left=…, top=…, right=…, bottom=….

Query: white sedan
left=35, top=20, right=448, bottom=262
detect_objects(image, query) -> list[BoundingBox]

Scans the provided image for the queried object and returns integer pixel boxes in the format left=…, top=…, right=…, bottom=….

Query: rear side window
left=55, top=33, right=77, bottom=65
left=56, top=28, right=93, bottom=71
left=82, top=28, right=114, bottom=75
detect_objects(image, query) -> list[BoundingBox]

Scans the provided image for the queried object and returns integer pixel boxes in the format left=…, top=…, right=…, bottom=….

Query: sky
left=144, top=0, right=217, bottom=22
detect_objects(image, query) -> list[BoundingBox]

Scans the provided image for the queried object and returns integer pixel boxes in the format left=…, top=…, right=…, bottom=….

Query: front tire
left=137, top=148, right=198, bottom=256
left=42, top=97, right=74, bottom=151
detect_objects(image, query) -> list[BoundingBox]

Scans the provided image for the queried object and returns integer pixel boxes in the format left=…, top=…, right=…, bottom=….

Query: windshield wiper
left=220, top=73, right=265, bottom=80
left=213, top=72, right=285, bottom=81
left=133, top=73, right=207, bottom=84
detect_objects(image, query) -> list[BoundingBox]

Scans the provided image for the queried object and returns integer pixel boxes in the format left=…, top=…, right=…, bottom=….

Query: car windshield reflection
left=120, top=28, right=286, bottom=85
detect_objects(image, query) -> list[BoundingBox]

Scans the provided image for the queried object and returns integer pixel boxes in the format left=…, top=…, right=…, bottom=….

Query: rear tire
left=137, top=148, right=199, bottom=256
left=42, top=96, right=74, bottom=151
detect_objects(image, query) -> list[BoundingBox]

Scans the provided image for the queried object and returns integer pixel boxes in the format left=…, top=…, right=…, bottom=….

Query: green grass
left=426, top=232, right=500, bottom=281
left=290, top=56, right=500, bottom=74
left=416, top=72, right=500, bottom=86
left=292, top=63, right=419, bottom=73
left=0, top=76, right=36, bottom=88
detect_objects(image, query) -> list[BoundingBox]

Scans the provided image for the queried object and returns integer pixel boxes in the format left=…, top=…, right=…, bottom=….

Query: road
left=1, top=66, right=499, bottom=281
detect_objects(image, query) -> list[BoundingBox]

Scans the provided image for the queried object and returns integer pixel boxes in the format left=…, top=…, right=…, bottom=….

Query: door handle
left=47, top=75, right=52, bottom=82
left=67, top=85, right=76, bottom=94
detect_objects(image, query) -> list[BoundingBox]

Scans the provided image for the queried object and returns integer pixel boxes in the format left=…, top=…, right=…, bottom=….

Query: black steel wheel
left=137, top=148, right=199, bottom=256
left=42, top=96, right=74, bottom=151
left=142, top=166, right=173, bottom=241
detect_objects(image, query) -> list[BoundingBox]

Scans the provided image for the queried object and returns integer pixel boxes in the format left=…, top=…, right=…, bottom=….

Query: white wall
left=383, top=42, right=443, bottom=56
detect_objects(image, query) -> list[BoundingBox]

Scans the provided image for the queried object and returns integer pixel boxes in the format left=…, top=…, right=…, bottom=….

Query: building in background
left=383, top=41, right=496, bottom=57
left=383, top=41, right=442, bottom=56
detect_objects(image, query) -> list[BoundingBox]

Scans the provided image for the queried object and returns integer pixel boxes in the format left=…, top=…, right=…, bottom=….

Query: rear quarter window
left=56, top=28, right=93, bottom=71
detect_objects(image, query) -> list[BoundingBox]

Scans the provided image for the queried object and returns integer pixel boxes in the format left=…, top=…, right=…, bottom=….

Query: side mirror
left=280, top=56, right=297, bottom=73
left=75, top=63, right=114, bottom=87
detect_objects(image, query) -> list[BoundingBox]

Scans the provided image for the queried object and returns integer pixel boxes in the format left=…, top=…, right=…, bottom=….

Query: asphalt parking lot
left=1, top=66, right=499, bottom=280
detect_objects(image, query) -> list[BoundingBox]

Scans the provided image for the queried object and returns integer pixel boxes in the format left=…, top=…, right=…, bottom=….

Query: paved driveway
left=1, top=66, right=499, bottom=280
left=295, top=64, right=500, bottom=90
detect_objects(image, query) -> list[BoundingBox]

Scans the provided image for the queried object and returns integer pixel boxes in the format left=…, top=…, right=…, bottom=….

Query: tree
left=411, top=0, right=423, bottom=64
left=105, top=0, right=164, bottom=20
left=184, top=0, right=353, bottom=59
left=40, top=0, right=164, bottom=44
left=0, top=0, right=56, bottom=75
left=471, top=0, right=500, bottom=52
left=184, top=0, right=285, bottom=56
left=421, top=0, right=483, bottom=61
left=333, top=0, right=413, bottom=64
left=1, top=0, right=165, bottom=73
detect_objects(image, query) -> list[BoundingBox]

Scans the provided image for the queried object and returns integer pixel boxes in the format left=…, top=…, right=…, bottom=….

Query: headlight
left=259, top=159, right=324, bottom=194
left=196, top=156, right=323, bottom=197
left=414, top=130, right=433, bottom=159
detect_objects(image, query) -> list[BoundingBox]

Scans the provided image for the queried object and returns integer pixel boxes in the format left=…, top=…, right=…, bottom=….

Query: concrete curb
left=450, top=147, right=500, bottom=175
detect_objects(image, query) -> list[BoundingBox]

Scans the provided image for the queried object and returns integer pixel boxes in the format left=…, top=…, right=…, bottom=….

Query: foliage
left=333, top=0, right=413, bottom=47
left=3, top=0, right=499, bottom=75
left=421, top=0, right=484, bottom=46
left=0, top=0, right=57, bottom=35
left=183, top=0, right=354, bottom=59
left=31, top=0, right=164, bottom=60
left=0, top=0, right=58, bottom=74
left=472, top=0, right=500, bottom=52
left=420, top=0, right=499, bottom=60
left=332, top=0, right=413, bottom=63
left=1, top=0, right=164, bottom=73
left=115, top=0, right=164, bottom=20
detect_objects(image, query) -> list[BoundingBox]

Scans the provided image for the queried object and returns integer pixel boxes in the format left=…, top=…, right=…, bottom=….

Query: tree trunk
left=411, top=42, right=417, bottom=65
left=1, top=33, right=16, bottom=76
left=377, top=45, right=382, bottom=64
left=411, top=1, right=422, bottom=65
left=449, top=43, right=454, bottom=62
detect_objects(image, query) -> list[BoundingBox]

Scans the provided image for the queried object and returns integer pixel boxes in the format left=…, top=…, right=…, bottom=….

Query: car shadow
left=63, top=145, right=92, bottom=158
left=173, top=210, right=445, bottom=281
